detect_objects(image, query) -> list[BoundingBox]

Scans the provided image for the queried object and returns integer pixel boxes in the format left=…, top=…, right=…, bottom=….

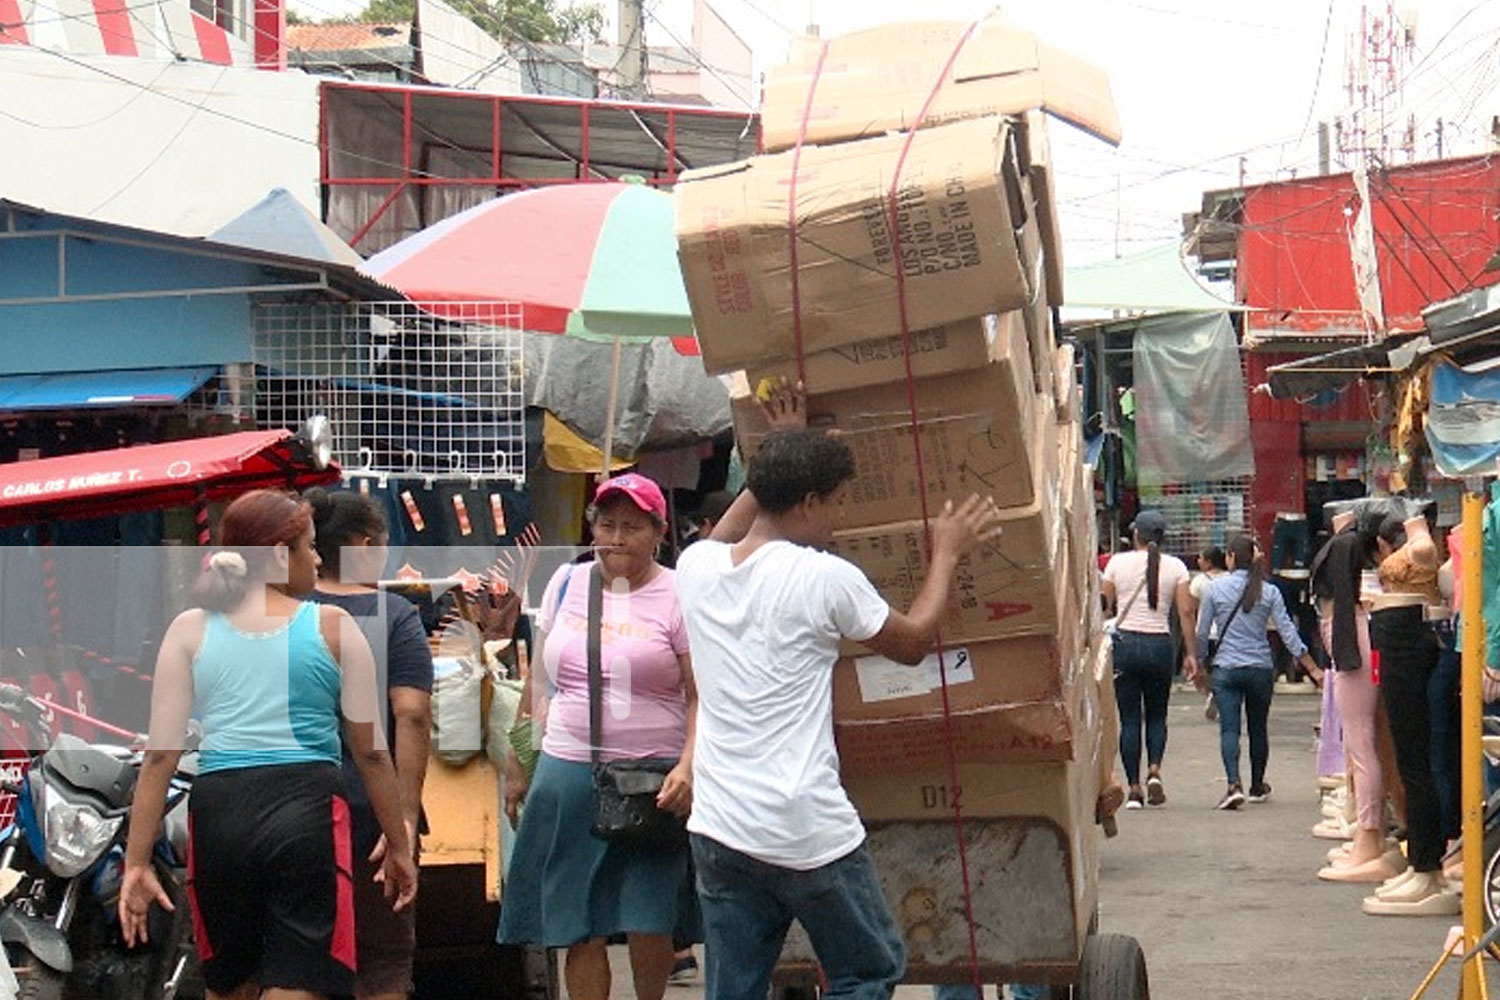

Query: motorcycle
left=0, top=684, right=200, bottom=1000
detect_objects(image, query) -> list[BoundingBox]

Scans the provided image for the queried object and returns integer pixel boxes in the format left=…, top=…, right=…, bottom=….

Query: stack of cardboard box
left=675, top=18, right=1120, bottom=936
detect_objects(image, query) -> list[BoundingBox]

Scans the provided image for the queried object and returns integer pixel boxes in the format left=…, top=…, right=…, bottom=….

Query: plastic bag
left=431, top=656, right=484, bottom=765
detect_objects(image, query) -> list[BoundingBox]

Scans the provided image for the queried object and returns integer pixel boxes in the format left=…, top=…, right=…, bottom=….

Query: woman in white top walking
left=1102, top=510, right=1199, bottom=808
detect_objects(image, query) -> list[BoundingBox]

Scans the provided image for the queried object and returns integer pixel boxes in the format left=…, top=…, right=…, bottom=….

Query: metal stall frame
left=318, top=81, right=761, bottom=252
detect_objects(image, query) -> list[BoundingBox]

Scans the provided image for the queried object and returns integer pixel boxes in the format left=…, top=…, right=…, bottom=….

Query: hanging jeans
left=1369, top=605, right=1445, bottom=871
left=1113, top=631, right=1175, bottom=787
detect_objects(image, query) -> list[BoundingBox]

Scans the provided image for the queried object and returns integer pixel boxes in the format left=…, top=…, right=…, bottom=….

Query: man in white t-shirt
left=676, top=419, right=1003, bottom=1000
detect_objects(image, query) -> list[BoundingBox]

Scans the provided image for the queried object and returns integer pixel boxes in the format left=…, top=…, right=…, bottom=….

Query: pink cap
left=593, top=472, right=667, bottom=522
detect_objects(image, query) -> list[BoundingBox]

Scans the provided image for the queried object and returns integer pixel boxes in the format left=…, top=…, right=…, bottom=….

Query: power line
left=0, top=56, right=171, bottom=128
left=90, top=64, right=229, bottom=212
left=640, top=2, right=753, bottom=110
left=1292, top=0, right=1335, bottom=157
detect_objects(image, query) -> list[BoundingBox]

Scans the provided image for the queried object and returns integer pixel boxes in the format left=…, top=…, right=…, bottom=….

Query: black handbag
left=585, top=565, right=688, bottom=849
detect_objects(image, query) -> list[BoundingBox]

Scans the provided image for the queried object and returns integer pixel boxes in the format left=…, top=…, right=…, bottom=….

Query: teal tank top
left=193, top=601, right=343, bottom=774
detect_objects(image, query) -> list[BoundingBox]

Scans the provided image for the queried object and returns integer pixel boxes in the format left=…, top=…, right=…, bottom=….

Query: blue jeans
left=1212, top=667, right=1274, bottom=787
left=691, top=834, right=905, bottom=1000
left=934, top=985, right=1049, bottom=999
left=1112, top=631, right=1175, bottom=786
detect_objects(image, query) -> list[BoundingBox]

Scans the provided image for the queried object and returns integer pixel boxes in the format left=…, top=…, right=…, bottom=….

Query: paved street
left=1082, top=683, right=1497, bottom=1000
left=596, top=683, right=1500, bottom=1000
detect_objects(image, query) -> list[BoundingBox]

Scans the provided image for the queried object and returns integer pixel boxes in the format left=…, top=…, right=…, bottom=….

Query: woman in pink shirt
left=1102, top=510, right=1199, bottom=809
left=500, top=473, right=697, bottom=1000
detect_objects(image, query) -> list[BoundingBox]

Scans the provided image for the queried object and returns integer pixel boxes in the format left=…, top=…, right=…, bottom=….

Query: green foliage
left=351, top=0, right=602, bottom=43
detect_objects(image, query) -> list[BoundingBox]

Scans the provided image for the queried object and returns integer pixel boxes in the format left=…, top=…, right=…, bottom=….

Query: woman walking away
left=1196, top=535, right=1323, bottom=810
left=1102, top=509, right=1198, bottom=808
left=1189, top=546, right=1229, bottom=721
left=499, top=472, right=698, bottom=1000
left=120, top=490, right=417, bottom=1000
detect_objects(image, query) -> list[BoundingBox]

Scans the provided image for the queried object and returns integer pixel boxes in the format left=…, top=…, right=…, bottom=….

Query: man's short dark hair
left=746, top=430, right=856, bottom=514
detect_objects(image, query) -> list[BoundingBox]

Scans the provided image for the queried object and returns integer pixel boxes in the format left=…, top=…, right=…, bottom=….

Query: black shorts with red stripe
left=187, top=762, right=356, bottom=998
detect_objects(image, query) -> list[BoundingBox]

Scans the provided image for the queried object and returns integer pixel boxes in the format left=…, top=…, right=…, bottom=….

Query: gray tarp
left=525, top=333, right=731, bottom=455
left=1132, top=312, right=1254, bottom=486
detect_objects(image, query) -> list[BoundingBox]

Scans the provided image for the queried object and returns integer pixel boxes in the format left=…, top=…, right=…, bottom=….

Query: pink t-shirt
left=1103, top=549, right=1189, bottom=635
left=536, top=563, right=691, bottom=763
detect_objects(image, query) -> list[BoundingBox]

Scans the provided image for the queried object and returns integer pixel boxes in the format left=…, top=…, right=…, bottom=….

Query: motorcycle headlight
left=43, top=787, right=122, bottom=878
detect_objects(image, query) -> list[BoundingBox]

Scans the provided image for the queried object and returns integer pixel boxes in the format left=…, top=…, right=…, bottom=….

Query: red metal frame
left=320, top=81, right=757, bottom=246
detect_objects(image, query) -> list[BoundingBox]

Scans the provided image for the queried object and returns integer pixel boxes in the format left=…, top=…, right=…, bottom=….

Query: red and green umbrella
left=363, top=181, right=698, bottom=356
left=363, top=182, right=705, bottom=472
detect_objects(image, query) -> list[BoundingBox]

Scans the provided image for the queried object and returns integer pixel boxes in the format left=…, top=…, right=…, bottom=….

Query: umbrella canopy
left=362, top=182, right=698, bottom=354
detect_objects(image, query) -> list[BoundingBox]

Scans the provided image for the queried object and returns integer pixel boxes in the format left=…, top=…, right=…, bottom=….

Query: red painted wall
left=1233, top=156, right=1500, bottom=541
left=1238, top=156, right=1500, bottom=333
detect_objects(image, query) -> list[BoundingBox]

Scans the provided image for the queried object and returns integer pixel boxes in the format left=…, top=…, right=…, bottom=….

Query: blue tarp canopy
left=0, top=366, right=217, bottom=411
left=1426, top=360, right=1500, bottom=477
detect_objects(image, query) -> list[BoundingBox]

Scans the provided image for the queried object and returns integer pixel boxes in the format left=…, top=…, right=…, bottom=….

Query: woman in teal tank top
left=118, top=490, right=419, bottom=1000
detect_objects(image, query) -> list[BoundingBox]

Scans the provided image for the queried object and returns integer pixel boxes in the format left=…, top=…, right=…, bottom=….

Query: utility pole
left=1436, top=117, right=1444, bottom=159
left=618, top=0, right=646, bottom=98
left=1318, top=121, right=1331, bottom=175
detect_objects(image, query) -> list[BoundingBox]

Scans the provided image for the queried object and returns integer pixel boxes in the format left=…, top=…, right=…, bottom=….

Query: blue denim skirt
left=497, top=752, right=698, bottom=947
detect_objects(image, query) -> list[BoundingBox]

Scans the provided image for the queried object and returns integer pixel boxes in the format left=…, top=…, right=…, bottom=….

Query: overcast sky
left=291, top=0, right=1500, bottom=266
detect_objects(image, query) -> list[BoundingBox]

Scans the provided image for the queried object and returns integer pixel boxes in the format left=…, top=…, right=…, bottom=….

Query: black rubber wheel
left=1076, top=932, right=1149, bottom=1000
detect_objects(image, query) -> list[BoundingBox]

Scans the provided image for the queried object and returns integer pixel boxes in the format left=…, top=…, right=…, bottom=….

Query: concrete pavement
left=587, top=681, right=1500, bottom=999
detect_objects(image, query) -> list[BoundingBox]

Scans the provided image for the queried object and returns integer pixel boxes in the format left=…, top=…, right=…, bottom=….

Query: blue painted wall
left=0, top=216, right=322, bottom=376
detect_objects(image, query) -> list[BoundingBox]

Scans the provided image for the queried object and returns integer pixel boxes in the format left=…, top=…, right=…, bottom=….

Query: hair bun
left=209, top=551, right=248, bottom=577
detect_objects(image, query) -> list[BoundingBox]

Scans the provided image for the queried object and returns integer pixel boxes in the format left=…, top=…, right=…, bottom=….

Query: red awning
left=0, top=430, right=340, bottom=528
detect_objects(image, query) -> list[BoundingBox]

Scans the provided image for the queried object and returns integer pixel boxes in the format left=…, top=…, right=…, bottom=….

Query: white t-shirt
left=675, top=538, right=890, bottom=870
left=1103, top=549, right=1190, bottom=635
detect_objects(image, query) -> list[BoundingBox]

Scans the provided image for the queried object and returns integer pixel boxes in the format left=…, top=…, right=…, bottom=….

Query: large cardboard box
left=676, top=118, right=1044, bottom=375
left=744, top=317, right=992, bottom=397
left=760, top=18, right=1122, bottom=153
left=832, top=541, right=1085, bottom=774
left=835, top=638, right=1111, bottom=954
left=734, top=317, right=1040, bottom=525
left=827, top=402, right=1062, bottom=643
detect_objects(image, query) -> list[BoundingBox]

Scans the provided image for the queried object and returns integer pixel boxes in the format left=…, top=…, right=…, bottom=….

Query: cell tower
left=1334, top=2, right=1417, bottom=169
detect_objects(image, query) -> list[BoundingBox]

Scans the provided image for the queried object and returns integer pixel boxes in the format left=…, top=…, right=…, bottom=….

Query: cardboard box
left=827, top=402, right=1062, bottom=643
left=1021, top=292, right=1054, bottom=398
left=760, top=18, right=1122, bottom=153
left=737, top=318, right=1040, bottom=526
left=676, top=118, right=1043, bottom=375
left=832, top=539, right=1085, bottom=773
left=744, top=317, right=992, bottom=397
left=1053, top=342, right=1079, bottom=425
left=1018, top=110, right=1065, bottom=308
left=1058, top=421, right=1098, bottom=614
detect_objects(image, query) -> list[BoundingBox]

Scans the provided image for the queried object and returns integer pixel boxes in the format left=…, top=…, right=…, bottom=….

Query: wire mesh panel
left=252, top=301, right=526, bottom=483
left=1138, top=477, right=1255, bottom=558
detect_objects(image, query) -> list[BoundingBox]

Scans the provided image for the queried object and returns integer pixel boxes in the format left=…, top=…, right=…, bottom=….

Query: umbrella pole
left=600, top=337, right=624, bottom=478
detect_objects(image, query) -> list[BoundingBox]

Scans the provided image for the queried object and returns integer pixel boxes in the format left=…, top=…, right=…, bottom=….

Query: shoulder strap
left=1118, top=575, right=1148, bottom=622
left=1220, top=580, right=1247, bottom=636
left=585, top=564, right=605, bottom=766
